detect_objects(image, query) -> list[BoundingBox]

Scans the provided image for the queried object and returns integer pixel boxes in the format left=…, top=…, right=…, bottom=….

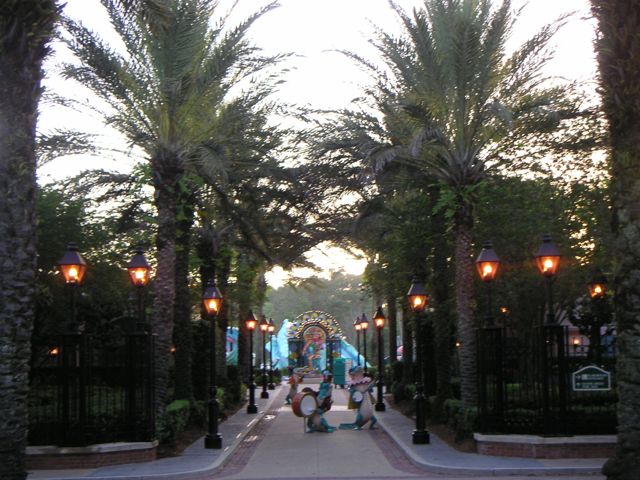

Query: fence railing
left=478, top=325, right=616, bottom=435
left=29, top=331, right=155, bottom=446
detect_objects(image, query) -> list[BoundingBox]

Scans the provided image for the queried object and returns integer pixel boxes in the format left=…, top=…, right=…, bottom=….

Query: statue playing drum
left=292, top=371, right=335, bottom=433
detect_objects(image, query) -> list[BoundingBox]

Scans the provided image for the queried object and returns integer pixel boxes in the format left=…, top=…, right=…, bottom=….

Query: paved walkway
left=28, top=381, right=607, bottom=480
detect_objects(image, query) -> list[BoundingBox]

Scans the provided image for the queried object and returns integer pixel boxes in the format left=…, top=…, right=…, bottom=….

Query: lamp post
left=475, top=241, right=500, bottom=327
left=360, top=313, right=369, bottom=375
left=124, top=247, right=151, bottom=434
left=245, top=311, right=258, bottom=414
left=534, top=235, right=562, bottom=434
left=259, top=316, right=269, bottom=399
left=373, top=306, right=386, bottom=412
left=534, top=234, right=561, bottom=325
left=354, top=316, right=362, bottom=366
left=58, top=243, right=88, bottom=443
left=203, top=280, right=223, bottom=449
left=126, top=247, right=151, bottom=331
left=587, top=271, right=607, bottom=363
left=407, top=276, right=430, bottom=444
left=58, top=242, right=87, bottom=331
left=267, top=318, right=276, bottom=390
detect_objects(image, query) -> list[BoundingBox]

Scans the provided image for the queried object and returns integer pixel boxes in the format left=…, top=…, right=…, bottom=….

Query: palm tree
left=591, top=2, right=640, bottom=478
left=60, top=0, right=282, bottom=413
left=360, top=0, right=580, bottom=407
left=0, top=2, right=60, bottom=478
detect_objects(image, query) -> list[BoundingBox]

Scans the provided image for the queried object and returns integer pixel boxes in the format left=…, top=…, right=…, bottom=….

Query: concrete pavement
left=27, top=380, right=607, bottom=479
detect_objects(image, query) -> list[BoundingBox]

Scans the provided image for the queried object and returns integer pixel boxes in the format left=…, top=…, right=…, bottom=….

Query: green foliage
left=158, top=400, right=191, bottom=445
left=443, top=399, right=478, bottom=441
left=392, top=381, right=416, bottom=403
left=190, top=400, right=206, bottom=427
left=222, top=365, right=247, bottom=409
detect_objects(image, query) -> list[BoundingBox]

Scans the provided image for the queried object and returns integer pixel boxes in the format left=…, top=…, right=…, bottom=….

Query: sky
left=39, top=0, right=598, bottom=287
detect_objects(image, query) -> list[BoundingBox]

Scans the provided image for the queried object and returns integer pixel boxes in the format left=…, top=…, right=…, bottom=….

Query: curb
left=376, top=415, right=606, bottom=477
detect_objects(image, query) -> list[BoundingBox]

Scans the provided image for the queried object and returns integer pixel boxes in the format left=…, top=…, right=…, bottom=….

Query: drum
left=292, top=391, right=318, bottom=418
left=351, top=391, right=364, bottom=403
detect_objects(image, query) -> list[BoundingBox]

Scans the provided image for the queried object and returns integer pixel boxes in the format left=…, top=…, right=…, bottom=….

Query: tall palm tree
left=592, top=2, right=640, bottom=478
left=60, top=0, right=282, bottom=413
left=362, top=0, right=580, bottom=407
left=0, top=2, right=60, bottom=478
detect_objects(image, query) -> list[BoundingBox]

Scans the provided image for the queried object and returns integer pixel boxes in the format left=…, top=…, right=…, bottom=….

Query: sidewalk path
left=27, top=380, right=607, bottom=480
left=218, top=386, right=425, bottom=479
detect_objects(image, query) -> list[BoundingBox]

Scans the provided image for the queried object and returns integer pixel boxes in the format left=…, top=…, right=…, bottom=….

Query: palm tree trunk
left=0, top=2, right=58, bottom=478
left=454, top=202, right=477, bottom=408
left=592, top=2, right=640, bottom=478
left=173, top=190, right=195, bottom=400
left=151, top=162, right=181, bottom=416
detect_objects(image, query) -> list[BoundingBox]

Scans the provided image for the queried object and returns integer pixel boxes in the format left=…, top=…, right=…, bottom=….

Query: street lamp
left=203, top=280, right=223, bottom=449
left=126, top=246, right=151, bottom=331
left=407, top=275, right=430, bottom=444
left=475, top=241, right=500, bottom=327
left=373, top=306, right=386, bottom=412
left=267, top=318, right=276, bottom=390
left=587, top=272, right=607, bottom=300
left=534, top=235, right=561, bottom=325
left=245, top=311, right=258, bottom=414
left=360, top=313, right=369, bottom=375
left=587, top=271, right=608, bottom=362
left=354, top=316, right=362, bottom=366
left=259, top=316, right=269, bottom=399
left=58, top=242, right=87, bottom=331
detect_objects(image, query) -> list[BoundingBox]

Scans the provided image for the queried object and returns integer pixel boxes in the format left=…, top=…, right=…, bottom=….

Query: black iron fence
left=29, top=331, right=155, bottom=446
left=478, top=325, right=616, bottom=435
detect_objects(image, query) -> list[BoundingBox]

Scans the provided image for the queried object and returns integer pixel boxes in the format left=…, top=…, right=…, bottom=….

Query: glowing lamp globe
left=126, top=247, right=151, bottom=287
left=587, top=272, right=607, bottom=299
left=58, top=242, right=87, bottom=285
left=373, top=306, right=385, bottom=329
left=407, top=276, right=428, bottom=313
left=534, top=235, right=560, bottom=277
left=475, top=241, right=500, bottom=282
left=202, top=280, right=223, bottom=315
left=245, top=310, right=257, bottom=331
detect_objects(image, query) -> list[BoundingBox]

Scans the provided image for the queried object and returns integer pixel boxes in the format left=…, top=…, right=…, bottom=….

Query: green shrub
left=224, top=365, right=243, bottom=407
left=158, top=399, right=191, bottom=445
left=391, top=361, right=404, bottom=383
left=191, top=400, right=206, bottom=426
left=443, top=398, right=478, bottom=441
left=392, top=381, right=416, bottom=403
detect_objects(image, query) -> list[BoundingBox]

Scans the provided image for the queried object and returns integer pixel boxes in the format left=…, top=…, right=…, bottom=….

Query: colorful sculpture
left=292, top=371, right=335, bottom=433
left=339, top=366, right=377, bottom=430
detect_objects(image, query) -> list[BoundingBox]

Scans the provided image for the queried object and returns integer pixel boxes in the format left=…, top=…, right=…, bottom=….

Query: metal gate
left=478, top=325, right=616, bottom=435
left=29, top=330, right=155, bottom=446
